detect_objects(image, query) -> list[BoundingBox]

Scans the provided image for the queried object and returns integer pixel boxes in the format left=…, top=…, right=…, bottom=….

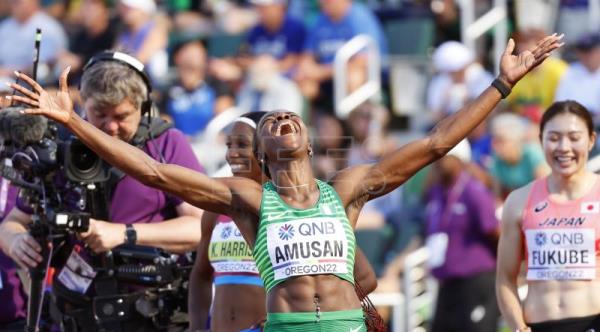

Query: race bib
left=526, top=228, right=596, bottom=280
left=426, top=233, right=449, bottom=269
left=266, top=217, right=349, bottom=281
left=57, top=250, right=97, bottom=294
left=209, top=223, right=258, bottom=274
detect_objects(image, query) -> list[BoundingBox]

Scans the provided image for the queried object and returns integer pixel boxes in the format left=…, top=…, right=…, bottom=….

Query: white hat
left=432, top=41, right=475, bottom=73
left=120, top=0, right=156, bottom=13
left=446, top=139, right=471, bottom=163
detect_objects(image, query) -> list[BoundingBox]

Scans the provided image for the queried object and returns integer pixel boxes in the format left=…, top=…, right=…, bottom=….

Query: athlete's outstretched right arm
left=496, top=186, right=530, bottom=332
left=8, top=69, right=261, bottom=216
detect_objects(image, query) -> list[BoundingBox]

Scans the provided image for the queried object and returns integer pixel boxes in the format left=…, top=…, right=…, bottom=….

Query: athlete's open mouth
left=275, top=121, right=297, bottom=136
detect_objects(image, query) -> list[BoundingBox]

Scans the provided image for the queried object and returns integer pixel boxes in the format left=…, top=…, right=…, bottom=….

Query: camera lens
left=71, top=143, right=97, bottom=173
left=64, top=139, right=110, bottom=183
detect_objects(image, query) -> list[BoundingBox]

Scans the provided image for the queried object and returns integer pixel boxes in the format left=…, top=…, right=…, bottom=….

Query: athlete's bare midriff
left=211, top=284, right=266, bottom=331
left=267, top=274, right=362, bottom=313
left=523, top=279, right=600, bottom=323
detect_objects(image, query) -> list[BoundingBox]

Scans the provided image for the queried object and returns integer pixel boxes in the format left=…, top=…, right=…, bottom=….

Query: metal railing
left=459, top=0, right=508, bottom=75
left=333, top=34, right=381, bottom=119
left=402, top=246, right=437, bottom=332
left=369, top=292, right=404, bottom=332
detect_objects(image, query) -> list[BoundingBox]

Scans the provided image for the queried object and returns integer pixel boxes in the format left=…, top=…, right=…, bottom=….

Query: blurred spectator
left=507, top=28, right=568, bottom=123
left=287, top=0, right=321, bottom=27
left=0, top=0, right=67, bottom=83
left=116, top=0, right=168, bottom=81
left=427, top=41, right=493, bottom=121
left=556, top=0, right=599, bottom=45
left=166, top=0, right=213, bottom=35
left=312, top=112, right=350, bottom=180
left=168, top=0, right=256, bottom=34
left=0, top=1, right=10, bottom=19
left=239, top=0, right=306, bottom=74
left=294, top=0, right=388, bottom=108
left=424, top=139, right=500, bottom=332
left=555, top=32, right=600, bottom=121
left=468, top=121, right=493, bottom=169
left=163, top=40, right=235, bottom=138
left=58, top=0, right=120, bottom=84
left=489, top=113, right=549, bottom=199
left=346, top=102, right=400, bottom=230
left=430, top=0, right=460, bottom=45
left=237, top=55, right=303, bottom=115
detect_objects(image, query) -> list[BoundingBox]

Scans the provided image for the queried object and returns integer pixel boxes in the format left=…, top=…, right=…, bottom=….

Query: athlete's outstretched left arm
left=333, top=34, right=563, bottom=211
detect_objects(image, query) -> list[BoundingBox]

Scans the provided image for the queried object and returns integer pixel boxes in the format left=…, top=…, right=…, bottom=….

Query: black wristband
left=491, top=78, right=512, bottom=99
left=125, top=224, right=137, bottom=245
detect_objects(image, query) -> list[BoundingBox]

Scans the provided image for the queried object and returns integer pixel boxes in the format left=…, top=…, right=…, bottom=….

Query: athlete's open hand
left=499, top=33, right=564, bottom=87
left=6, top=67, right=74, bottom=125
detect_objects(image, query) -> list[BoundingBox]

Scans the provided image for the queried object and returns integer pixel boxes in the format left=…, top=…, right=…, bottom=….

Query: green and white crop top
left=252, top=179, right=356, bottom=292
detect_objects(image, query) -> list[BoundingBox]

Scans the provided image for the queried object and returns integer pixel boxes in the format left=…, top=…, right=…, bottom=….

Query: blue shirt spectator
left=245, top=15, right=306, bottom=60
left=166, top=83, right=218, bottom=137
left=164, top=40, right=234, bottom=138
left=304, top=1, right=388, bottom=65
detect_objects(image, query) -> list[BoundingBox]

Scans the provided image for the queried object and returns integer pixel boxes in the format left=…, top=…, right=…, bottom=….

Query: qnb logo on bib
left=221, top=225, right=232, bottom=239
left=278, top=224, right=295, bottom=240
left=267, top=217, right=349, bottom=281
left=526, top=228, right=596, bottom=280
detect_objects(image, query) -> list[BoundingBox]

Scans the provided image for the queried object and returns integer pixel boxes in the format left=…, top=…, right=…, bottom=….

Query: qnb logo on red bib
left=526, top=228, right=596, bottom=280
left=581, top=202, right=600, bottom=214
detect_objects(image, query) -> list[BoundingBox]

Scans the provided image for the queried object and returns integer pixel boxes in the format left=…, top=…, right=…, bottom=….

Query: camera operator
left=0, top=179, right=27, bottom=331
left=0, top=51, right=204, bottom=331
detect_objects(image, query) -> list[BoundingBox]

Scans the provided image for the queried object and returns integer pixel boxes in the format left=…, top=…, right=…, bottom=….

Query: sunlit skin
left=496, top=111, right=600, bottom=332
left=7, top=34, right=562, bottom=322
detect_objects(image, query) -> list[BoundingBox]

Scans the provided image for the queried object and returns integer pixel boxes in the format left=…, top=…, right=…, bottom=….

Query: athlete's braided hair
left=355, top=281, right=387, bottom=332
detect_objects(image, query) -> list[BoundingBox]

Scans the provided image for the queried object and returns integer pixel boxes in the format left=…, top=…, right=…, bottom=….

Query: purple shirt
left=0, top=180, right=27, bottom=324
left=425, top=173, right=498, bottom=280
left=110, top=128, right=204, bottom=223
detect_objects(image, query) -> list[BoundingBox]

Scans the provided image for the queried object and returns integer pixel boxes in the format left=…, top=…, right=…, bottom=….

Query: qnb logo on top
left=534, top=231, right=587, bottom=247
left=535, top=232, right=547, bottom=246
left=278, top=224, right=295, bottom=240
left=221, top=225, right=232, bottom=239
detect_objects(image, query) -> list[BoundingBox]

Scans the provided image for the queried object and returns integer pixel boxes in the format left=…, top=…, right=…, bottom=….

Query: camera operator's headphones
left=81, top=51, right=153, bottom=115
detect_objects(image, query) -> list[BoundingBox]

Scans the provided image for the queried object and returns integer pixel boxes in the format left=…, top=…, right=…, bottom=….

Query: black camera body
left=0, top=107, right=110, bottom=220
left=91, top=245, right=192, bottom=329
left=0, top=107, right=190, bottom=331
